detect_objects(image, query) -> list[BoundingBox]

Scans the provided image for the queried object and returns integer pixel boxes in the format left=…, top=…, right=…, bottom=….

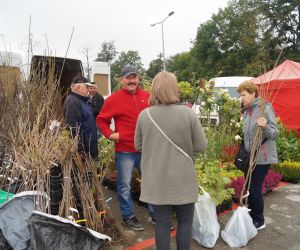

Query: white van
left=211, top=76, right=254, bottom=98
left=193, top=76, right=253, bottom=125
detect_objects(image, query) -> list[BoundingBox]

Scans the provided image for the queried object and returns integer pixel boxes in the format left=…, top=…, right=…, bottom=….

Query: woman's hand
left=257, top=117, right=267, bottom=128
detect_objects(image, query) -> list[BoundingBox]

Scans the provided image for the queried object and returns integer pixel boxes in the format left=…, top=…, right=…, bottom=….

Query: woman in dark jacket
left=237, top=81, right=278, bottom=230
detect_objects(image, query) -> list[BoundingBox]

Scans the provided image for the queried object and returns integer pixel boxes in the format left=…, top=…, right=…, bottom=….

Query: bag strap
left=261, top=138, right=267, bottom=145
left=199, top=185, right=206, bottom=194
left=146, top=108, right=193, bottom=163
left=241, top=137, right=267, bottom=147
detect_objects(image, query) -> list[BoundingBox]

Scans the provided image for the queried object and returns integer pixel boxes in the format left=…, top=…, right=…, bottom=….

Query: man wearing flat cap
left=63, top=76, right=98, bottom=160
left=97, top=66, right=153, bottom=231
left=61, top=75, right=98, bottom=220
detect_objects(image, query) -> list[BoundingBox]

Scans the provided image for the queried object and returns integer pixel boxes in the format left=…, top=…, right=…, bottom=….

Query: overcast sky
left=0, top=0, right=229, bottom=69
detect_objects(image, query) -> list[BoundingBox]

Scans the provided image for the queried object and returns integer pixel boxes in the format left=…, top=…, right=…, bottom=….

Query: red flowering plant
left=228, top=176, right=245, bottom=201
left=229, top=170, right=283, bottom=201
left=220, top=144, right=239, bottom=162
left=262, top=170, right=283, bottom=193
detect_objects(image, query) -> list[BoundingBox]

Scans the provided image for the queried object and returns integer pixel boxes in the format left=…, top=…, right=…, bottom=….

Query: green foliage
left=98, top=138, right=115, bottom=173
left=190, top=81, right=243, bottom=161
left=177, top=81, right=194, bottom=102
left=272, top=161, right=300, bottom=182
left=189, top=0, right=300, bottom=79
left=141, top=77, right=152, bottom=92
left=219, top=162, right=244, bottom=180
left=167, top=52, right=193, bottom=82
left=257, top=0, right=300, bottom=62
left=276, top=119, right=300, bottom=162
left=190, top=18, right=222, bottom=79
left=112, top=50, right=144, bottom=75
left=95, top=41, right=117, bottom=63
left=203, top=126, right=238, bottom=161
left=195, top=159, right=235, bottom=205
left=146, top=54, right=163, bottom=79
left=197, top=80, right=216, bottom=120
left=216, top=89, right=242, bottom=126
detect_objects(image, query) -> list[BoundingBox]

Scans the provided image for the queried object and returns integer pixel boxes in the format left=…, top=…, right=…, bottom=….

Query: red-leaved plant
left=262, top=170, right=283, bottom=193
left=229, top=170, right=283, bottom=200
left=221, top=144, right=239, bottom=162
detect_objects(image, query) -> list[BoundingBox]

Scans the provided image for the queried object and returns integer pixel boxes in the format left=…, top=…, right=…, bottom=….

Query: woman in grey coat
left=237, top=81, right=278, bottom=230
left=134, top=71, right=207, bottom=250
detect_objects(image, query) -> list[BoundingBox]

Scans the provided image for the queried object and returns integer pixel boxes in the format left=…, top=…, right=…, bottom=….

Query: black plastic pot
left=224, top=200, right=233, bottom=210
left=216, top=204, right=225, bottom=215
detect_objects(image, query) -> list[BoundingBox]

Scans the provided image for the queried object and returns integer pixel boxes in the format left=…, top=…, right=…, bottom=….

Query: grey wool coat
left=243, top=98, right=278, bottom=165
left=134, top=104, right=207, bottom=205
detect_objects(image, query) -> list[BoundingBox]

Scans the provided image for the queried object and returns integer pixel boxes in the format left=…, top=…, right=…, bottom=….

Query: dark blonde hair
left=237, top=81, right=259, bottom=97
left=149, top=71, right=180, bottom=106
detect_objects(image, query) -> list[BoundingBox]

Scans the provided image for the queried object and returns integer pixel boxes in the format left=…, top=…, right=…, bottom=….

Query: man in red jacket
left=97, top=66, right=152, bottom=231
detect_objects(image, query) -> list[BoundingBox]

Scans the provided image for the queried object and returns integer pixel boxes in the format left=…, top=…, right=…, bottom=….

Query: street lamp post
left=151, top=11, right=174, bottom=71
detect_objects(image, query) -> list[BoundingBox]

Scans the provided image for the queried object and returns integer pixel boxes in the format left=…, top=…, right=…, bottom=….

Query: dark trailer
left=30, top=55, right=84, bottom=101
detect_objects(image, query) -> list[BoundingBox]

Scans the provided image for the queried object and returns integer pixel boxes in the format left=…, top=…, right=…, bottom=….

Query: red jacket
left=96, top=88, right=149, bottom=152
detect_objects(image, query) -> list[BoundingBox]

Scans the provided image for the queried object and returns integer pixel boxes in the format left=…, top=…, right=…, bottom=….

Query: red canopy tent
left=251, top=59, right=300, bottom=137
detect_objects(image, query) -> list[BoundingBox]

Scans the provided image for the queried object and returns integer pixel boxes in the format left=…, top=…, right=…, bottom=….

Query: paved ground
left=104, top=182, right=300, bottom=250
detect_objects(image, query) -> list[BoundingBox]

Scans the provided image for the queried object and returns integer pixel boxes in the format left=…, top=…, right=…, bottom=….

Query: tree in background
left=95, top=41, right=117, bottom=63
left=94, top=1, right=300, bottom=92
left=190, top=0, right=261, bottom=79
left=167, top=51, right=193, bottom=82
left=190, top=0, right=300, bottom=79
left=257, top=0, right=300, bottom=62
left=81, top=47, right=92, bottom=80
left=146, top=53, right=163, bottom=79
left=94, top=42, right=145, bottom=92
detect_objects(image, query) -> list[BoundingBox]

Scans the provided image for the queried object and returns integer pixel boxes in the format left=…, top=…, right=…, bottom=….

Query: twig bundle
left=0, top=54, right=122, bottom=241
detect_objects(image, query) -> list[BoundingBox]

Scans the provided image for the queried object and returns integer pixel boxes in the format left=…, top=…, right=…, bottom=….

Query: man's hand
left=109, top=133, right=120, bottom=142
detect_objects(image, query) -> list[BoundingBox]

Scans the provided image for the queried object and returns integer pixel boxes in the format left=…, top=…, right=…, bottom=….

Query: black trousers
left=152, top=203, right=195, bottom=250
left=50, top=164, right=92, bottom=220
left=248, top=164, right=270, bottom=224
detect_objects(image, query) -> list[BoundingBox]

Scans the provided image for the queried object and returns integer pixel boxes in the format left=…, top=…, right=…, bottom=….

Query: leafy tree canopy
left=95, top=41, right=117, bottom=63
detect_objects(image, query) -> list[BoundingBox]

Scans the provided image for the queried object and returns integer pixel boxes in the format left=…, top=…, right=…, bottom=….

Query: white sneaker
left=254, top=221, right=266, bottom=230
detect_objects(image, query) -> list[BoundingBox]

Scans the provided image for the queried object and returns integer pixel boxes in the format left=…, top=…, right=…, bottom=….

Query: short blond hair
left=149, top=71, right=180, bottom=106
left=237, top=81, right=259, bottom=97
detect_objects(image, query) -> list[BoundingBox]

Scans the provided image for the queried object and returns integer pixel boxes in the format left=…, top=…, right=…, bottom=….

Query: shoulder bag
left=234, top=138, right=267, bottom=173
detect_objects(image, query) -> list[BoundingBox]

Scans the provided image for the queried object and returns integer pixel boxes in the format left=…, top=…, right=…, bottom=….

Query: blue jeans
left=153, top=203, right=195, bottom=250
left=115, top=152, right=154, bottom=219
left=248, top=164, right=270, bottom=224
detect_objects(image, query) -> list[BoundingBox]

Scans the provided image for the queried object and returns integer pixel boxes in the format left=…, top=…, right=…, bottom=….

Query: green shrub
left=216, top=90, right=242, bottom=126
left=219, top=163, right=244, bottom=180
left=204, top=126, right=239, bottom=161
left=276, top=120, right=300, bottom=162
left=177, top=81, right=194, bottom=102
left=272, top=161, right=300, bottom=182
left=195, top=159, right=235, bottom=205
left=98, top=138, right=115, bottom=173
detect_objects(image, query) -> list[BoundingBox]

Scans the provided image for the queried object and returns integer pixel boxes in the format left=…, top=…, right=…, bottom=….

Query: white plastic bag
left=221, top=206, right=257, bottom=247
left=192, top=187, right=220, bottom=248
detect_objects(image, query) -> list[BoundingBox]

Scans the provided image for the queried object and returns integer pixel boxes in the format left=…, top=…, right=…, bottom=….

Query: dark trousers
left=50, top=164, right=92, bottom=220
left=248, top=164, right=269, bottom=224
left=152, top=203, right=194, bottom=250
